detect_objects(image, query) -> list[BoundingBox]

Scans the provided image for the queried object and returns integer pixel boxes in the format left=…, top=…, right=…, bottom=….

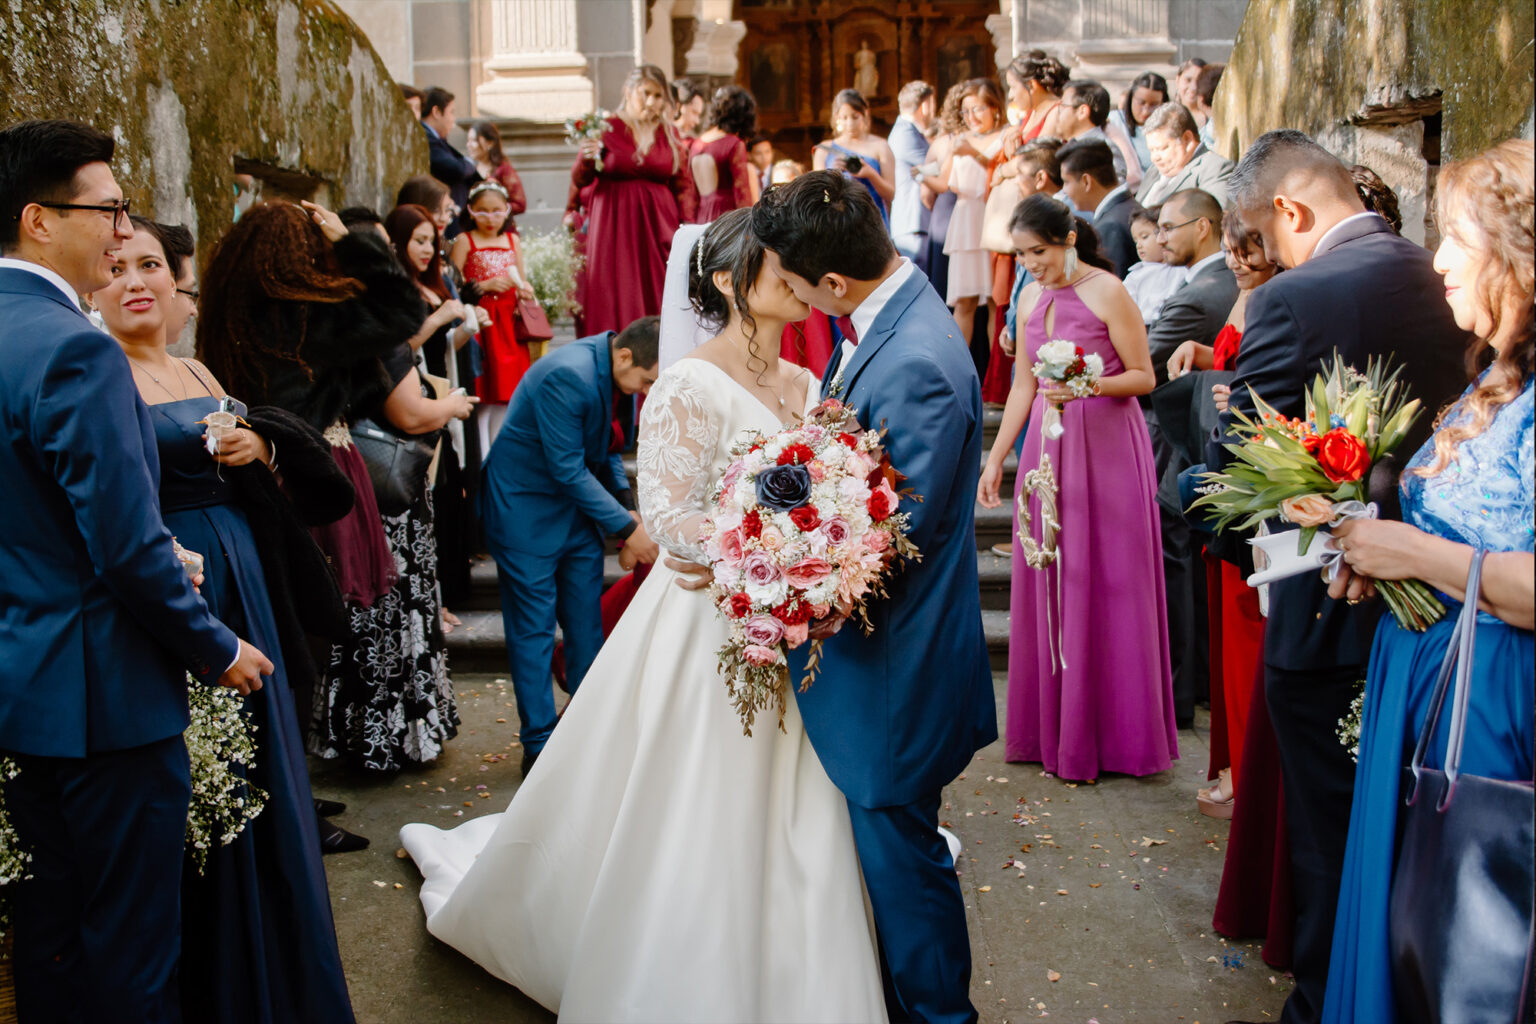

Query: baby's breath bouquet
left=0, top=757, right=32, bottom=940
left=521, top=228, right=584, bottom=324
left=185, top=675, right=266, bottom=874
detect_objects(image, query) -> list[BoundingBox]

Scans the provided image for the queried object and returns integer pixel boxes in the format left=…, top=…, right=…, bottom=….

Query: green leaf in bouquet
left=1312, top=375, right=1332, bottom=434
left=1297, top=525, right=1319, bottom=556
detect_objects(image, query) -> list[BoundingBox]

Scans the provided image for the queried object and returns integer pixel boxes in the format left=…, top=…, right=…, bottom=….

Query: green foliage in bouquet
left=520, top=229, right=584, bottom=325
left=1191, top=355, right=1446, bottom=630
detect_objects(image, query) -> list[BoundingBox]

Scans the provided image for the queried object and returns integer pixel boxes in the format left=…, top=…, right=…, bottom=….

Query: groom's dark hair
left=751, top=169, right=894, bottom=284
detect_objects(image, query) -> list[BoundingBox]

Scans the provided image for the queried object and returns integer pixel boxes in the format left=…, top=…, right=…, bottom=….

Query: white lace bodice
left=637, top=359, right=816, bottom=562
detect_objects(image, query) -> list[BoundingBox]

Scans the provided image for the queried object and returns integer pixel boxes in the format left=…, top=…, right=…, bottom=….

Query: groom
left=752, top=171, right=995, bottom=1024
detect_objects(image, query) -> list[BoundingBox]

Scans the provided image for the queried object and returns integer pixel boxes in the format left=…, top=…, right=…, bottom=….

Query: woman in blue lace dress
left=1320, top=139, right=1535, bottom=1023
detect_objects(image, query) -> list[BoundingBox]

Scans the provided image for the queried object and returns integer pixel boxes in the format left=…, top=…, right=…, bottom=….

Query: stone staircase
left=447, top=408, right=1017, bottom=673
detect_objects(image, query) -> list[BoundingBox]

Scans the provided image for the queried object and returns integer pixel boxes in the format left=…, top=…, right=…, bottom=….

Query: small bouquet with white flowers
left=1032, top=339, right=1104, bottom=439
left=184, top=674, right=267, bottom=874
left=564, top=111, right=611, bottom=163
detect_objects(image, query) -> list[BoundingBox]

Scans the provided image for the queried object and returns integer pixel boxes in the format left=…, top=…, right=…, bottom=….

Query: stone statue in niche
left=854, top=40, right=878, bottom=97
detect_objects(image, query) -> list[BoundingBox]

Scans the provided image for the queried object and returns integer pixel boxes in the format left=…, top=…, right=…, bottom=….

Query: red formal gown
left=1208, top=321, right=1295, bottom=969
left=689, top=134, right=754, bottom=224
left=571, top=123, right=697, bottom=336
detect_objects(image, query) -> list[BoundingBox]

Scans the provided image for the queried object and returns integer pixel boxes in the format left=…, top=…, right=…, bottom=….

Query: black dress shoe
left=313, top=797, right=347, bottom=818
left=318, top=815, right=370, bottom=854
left=521, top=749, right=539, bottom=777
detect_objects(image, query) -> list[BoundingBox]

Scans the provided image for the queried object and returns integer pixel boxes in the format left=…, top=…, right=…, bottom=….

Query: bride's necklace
left=723, top=333, right=787, bottom=408
left=127, top=353, right=187, bottom=401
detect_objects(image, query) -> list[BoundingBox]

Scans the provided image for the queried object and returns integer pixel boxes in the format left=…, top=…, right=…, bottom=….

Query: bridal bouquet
left=1032, top=340, right=1103, bottom=439
left=701, top=399, right=921, bottom=735
left=564, top=111, right=611, bottom=162
left=1190, top=355, right=1445, bottom=631
left=185, top=673, right=267, bottom=873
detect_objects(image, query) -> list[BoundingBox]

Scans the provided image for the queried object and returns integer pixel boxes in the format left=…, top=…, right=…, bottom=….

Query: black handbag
left=349, top=418, right=436, bottom=517
left=1389, top=548, right=1536, bottom=1023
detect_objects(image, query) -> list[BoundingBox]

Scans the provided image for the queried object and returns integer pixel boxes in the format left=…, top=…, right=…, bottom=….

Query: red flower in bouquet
left=777, top=443, right=815, bottom=466
left=788, top=505, right=821, bottom=531
left=1302, top=433, right=1324, bottom=456
left=741, top=509, right=763, bottom=538
left=868, top=489, right=892, bottom=522
left=727, top=592, right=753, bottom=618
left=772, top=597, right=815, bottom=626
left=1317, top=428, right=1370, bottom=483
left=837, top=432, right=860, bottom=448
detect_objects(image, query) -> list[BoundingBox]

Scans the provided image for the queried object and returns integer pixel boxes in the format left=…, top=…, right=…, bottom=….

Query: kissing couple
left=402, top=171, right=995, bottom=1023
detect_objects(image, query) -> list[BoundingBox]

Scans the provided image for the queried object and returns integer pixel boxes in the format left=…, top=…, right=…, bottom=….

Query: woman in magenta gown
left=689, top=85, right=759, bottom=224
left=571, top=64, right=698, bottom=335
left=979, top=196, right=1177, bottom=781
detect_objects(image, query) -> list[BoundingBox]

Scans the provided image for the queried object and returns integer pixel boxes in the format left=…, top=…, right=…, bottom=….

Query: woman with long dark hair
left=689, top=84, right=761, bottom=223
left=1321, top=138, right=1534, bottom=1024
left=1109, top=71, right=1170, bottom=174
left=979, top=195, right=1176, bottom=781
left=812, top=88, right=895, bottom=222
left=398, top=208, right=884, bottom=1018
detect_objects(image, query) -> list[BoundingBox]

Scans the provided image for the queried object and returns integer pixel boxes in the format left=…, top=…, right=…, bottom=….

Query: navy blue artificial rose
left=755, top=464, right=812, bottom=511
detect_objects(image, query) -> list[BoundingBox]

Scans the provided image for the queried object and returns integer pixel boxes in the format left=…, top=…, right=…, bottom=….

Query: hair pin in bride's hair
left=823, top=189, right=830, bottom=203
left=695, top=241, right=704, bottom=277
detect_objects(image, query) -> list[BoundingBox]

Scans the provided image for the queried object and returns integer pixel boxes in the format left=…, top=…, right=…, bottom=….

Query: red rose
left=778, top=443, right=815, bottom=466
left=837, top=432, right=860, bottom=449
left=788, top=505, right=821, bottom=531
left=1301, top=433, right=1324, bottom=457
left=1074, top=345, right=1084, bottom=356
left=727, top=593, right=753, bottom=618
left=1316, top=428, right=1370, bottom=483
left=741, top=509, right=763, bottom=538
left=868, top=489, right=892, bottom=522
left=772, top=598, right=814, bottom=626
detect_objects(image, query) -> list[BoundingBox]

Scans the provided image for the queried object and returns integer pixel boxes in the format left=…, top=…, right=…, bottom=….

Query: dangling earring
left=1062, top=245, right=1079, bottom=280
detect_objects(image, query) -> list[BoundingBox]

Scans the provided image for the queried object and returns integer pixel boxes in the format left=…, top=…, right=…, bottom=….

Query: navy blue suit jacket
left=480, top=334, right=633, bottom=558
left=1094, top=189, right=1139, bottom=279
left=0, top=269, right=238, bottom=757
left=1206, top=216, right=1467, bottom=671
left=789, top=267, right=996, bottom=809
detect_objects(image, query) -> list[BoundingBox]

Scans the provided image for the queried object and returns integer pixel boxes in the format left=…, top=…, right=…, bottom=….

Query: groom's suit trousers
left=6, top=735, right=192, bottom=1024
left=845, top=792, right=978, bottom=1024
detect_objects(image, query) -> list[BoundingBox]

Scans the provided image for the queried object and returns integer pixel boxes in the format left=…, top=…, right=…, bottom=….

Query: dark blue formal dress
left=152, top=396, right=355, bottom=1024
left=1323, top=377, right=1534, bottom=1022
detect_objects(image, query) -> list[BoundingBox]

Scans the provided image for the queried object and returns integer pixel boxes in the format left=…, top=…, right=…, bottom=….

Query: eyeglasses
left=33, top=198, right=132, bottom=230
left=177, top=287, right=200, bottom=302
left=1155, top=216, right=1204, bottom=238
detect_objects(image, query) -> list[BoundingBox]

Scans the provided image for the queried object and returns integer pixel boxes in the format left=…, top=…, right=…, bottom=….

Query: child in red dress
left=451, top=181, right=537, bottom=451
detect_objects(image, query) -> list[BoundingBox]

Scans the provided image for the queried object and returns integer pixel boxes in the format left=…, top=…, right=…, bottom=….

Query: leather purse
left=1388, top=549, right=1536, bottom=1024
left=980, top=174, right=1021, bottom=254
left=513, top=297, right=553, bottom=343
left=349, top=418, right=437, bottom=517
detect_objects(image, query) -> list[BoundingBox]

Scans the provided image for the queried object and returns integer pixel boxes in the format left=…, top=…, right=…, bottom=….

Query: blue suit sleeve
left=869, top=355, right=972, bottom=553
left=532, top=368, right=635, bottom=536
left=889, top=122, right=929, bottom=171
left=33, top=328, right=239, bottom=681
left=607, top=449, right=636, bottom=511
left=1206, top=285, right=1307, bottom=471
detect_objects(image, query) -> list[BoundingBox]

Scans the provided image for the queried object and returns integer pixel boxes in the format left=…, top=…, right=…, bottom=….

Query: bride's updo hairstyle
left=688, top=207, right=771, bottom=378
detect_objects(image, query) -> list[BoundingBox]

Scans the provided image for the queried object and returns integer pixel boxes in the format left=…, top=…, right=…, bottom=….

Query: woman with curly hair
left=571, top=63, right=698, bottom=336
left=689, top=84, right=761, bottom=223
left=1322, top=138, right=1534, bottom=1023
left=918, top=81, right=969, bottom=296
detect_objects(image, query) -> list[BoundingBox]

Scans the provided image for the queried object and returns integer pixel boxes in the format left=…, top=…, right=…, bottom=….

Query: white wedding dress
left=401, top=358, right=886, bottom=1022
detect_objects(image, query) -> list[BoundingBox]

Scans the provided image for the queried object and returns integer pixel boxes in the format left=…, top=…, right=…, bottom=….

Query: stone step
left=445, top=605, right=1013, bottom=674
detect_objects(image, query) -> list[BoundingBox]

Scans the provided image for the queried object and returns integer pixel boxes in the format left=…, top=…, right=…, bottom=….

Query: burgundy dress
left=689, top=134, right=754, bottom=224
left=571, top=123, right=698, bottom=336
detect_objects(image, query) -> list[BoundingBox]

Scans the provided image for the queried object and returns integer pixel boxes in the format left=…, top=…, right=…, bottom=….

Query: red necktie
left=834, top=315, right=859, bottom=346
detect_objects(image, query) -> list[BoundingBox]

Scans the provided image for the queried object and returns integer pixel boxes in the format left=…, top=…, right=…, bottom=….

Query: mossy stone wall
left=0, top=0, right=425, bottom=268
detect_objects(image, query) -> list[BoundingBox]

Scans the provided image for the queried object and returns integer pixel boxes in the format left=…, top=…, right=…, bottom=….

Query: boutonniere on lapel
left=828, top=364, right=847, bottom=400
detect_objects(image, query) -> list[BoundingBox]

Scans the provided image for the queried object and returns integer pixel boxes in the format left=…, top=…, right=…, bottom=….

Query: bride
left=400, top=209, right=887, bottom=1021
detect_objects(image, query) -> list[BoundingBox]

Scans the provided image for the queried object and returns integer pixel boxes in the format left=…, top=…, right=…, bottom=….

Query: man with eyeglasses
left=0, top=118, right=271, bottom=1023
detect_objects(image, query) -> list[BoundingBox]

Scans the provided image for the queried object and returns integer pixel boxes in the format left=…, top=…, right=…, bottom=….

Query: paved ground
left=313, top=672, right=1292, bottom=1024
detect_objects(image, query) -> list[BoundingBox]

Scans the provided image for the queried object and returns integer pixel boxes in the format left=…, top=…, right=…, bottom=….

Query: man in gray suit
left=889, top=80, right=935, bottom=274
left=1146, top=188, right=1236, bottom=726
left=1136, top=103, right=1235, bottom=209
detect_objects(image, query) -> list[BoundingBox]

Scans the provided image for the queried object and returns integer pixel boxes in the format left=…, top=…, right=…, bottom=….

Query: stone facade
left=1216, top=0, right=1534, bottom=244
left=0, top=0, right=424, bottom=271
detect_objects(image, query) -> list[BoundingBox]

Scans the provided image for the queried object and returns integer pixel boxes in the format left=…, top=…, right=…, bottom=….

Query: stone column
left=681, top=0, right=745, bottom=85
left=476, top=0, right=595, bottom=121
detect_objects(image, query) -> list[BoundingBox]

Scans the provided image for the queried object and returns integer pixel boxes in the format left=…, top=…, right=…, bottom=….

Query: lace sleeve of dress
left=637, top=369, right=720, bottom=563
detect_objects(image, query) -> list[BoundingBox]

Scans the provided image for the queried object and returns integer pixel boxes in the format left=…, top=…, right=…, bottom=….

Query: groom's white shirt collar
left=850, top=257, right=916, bottom=343
left=0, top=256, right=82, bottom=306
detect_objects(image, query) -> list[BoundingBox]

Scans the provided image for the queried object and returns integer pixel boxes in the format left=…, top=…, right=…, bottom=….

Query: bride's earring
left=1062, top=246, right=1079, bottom=280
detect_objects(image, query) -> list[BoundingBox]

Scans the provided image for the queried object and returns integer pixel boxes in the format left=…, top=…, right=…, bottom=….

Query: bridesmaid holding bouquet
left=979, top=195, right=1177, bottom=781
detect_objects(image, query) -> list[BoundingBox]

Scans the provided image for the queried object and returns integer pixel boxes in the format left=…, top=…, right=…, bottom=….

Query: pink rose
left=717, top=528, right=746, bottom=565
left=743, top=614, right=785, bottom=647
left=1280, top=493, right=1335, bottom=528
left=760, top=526, right=785, bottom=551
left=720, top=461, right=745, bottom=496
left=807, top=461, right=827, bottom=482
left=845, top=452, right=876, bottom=478
left=743, top=644, right=780, bottom=666
left=743, top=550, right=782, bottom=588
left=783, top=622, right=809, bottom=647
left=784, top=557, right=833, bottom=588
left=820, top=517, right=851, bottom=547
left=865, top=529, right=890, bottom=553
left=875, top=479, right=898, bottom=508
